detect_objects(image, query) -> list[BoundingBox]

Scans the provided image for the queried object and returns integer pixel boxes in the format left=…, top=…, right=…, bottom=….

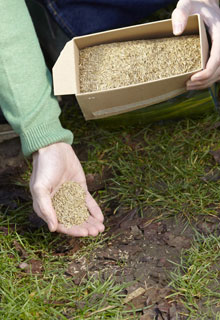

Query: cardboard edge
left=52, top=14, right=209, bottom=120
left=73, top=14, right=198, bottom=44
left=52, top=40, right=76, bottom=95
left=198, top=14, right=209, bottom=68
left=77, top=69, right=202, bottom=97
left=91, top=88, right=187, bottom=119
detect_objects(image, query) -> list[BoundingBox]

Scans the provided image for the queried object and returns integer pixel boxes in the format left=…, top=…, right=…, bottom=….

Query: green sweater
left=0, top=0, right=73, bottom=156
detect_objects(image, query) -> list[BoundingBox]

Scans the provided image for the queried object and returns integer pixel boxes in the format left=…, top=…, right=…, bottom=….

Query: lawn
left=1, top=95, right=220, bottom=319
left=1, top=5, right=220, bottom=319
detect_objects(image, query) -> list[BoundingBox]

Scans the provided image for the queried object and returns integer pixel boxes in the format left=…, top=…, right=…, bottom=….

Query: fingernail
left=173, top=24, right=183, bottom=35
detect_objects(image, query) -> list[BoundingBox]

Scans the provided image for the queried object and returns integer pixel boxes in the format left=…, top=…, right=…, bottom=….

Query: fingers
left=86, top=216, right=105, bottom=234
left=53, top=191, right=104, bottom=237
left=187, top=49, right=220, bottom=90
left=172, top=1, right=220, bottom=89
left=32, top=191, right=58, bottom=232
left=86, top=192, right=104, bottom=223
left=56, top=216, right=105, bottom=237
left=53, top=190, right=105, bottom=237
left=187, top=74, right=219, bottom=90
left=190, top=37, right=220, bottom=85
left=187, top=82, right=210, bottom=90
left=172, top=0, right=191, bottom=35
left=33, top=192, right=105, bottom=237
left=30, top=144, right=105, bottom=237
left=56, top=224, right=89, bottom=237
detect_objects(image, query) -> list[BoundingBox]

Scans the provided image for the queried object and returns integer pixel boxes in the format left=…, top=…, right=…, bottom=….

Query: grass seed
left=52, top=181, right=89, bottom=228
left=79, top=35, right=201, bottom=93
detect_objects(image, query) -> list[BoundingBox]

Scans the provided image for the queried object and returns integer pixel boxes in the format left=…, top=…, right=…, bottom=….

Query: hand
left=172, top=0, right=220, bottom=90
left=30, top=142, right=105, bottom=237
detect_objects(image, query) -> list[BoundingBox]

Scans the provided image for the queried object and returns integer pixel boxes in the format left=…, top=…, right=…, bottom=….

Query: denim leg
left=43, top=0, right=178, bottom=37
left=26, top=0, right=70, bottom=69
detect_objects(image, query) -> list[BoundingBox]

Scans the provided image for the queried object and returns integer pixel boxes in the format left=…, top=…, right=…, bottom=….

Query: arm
left=172, top=0, right=220, bottom=90
left=0, top=0, right=104, bottom=236
left=0, top=0, right=73, bottom=155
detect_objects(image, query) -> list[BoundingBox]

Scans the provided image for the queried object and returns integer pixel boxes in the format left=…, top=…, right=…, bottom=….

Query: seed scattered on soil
left=79, top=35, right=201, bottom=93
left=52, top=181, right=89, bottom=228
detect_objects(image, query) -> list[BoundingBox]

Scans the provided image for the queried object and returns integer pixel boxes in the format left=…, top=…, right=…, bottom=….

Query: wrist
left=33, top=142, right=73, bottom=157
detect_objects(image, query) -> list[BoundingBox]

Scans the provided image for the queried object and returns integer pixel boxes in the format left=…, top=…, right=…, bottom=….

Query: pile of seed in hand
left=79, top=35, right=201, bottom=93
left=52, top=181, right=89, bottom=228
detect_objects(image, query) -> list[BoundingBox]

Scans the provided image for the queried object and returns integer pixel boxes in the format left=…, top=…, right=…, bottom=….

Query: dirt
left=64, top=212, right=194, bottom=319
left=60, top=208, right=219, bottom=319
left=1, top=136, right=220, bottom=319
left=0, top=136, right=25, bottom=178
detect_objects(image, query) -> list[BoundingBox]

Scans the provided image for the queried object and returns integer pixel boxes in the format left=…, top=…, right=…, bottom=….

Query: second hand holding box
left=53, top=14, right=208, bottom=120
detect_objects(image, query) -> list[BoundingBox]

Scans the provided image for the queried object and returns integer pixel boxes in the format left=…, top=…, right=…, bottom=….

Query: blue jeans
left=42, top=0, right=178, bottom=37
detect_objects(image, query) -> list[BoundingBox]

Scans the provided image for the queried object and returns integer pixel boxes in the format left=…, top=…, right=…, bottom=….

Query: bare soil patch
left=1, top=134, right=220, bottom=319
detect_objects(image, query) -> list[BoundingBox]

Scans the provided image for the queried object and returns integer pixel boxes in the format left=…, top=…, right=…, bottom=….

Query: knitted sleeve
left=0, top=0, right=73, bottom=156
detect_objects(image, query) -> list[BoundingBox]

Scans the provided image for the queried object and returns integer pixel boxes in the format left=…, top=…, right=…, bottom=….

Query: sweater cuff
left=20, top=120, right=74, bottom=157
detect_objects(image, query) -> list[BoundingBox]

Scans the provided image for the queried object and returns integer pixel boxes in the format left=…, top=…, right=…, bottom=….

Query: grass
left=61, top=97, right=220, bottom=222
left=1, top=95, right=220, bottom=318
left=1, top=4, right=220, bottom=316
left=61, top=96, right=220, bottom=318
left=169, top=232, right=220, bottom=319
left=1, top=101, right=220, bottom=318
left=0, top=217, right=138, bottom=320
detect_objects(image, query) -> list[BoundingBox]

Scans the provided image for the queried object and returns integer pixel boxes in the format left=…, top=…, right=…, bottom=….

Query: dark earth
left=1, top=128, right=220, bottom=320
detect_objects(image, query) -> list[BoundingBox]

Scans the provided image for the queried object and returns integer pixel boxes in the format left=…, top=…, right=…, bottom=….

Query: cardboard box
left=53, top=14, right=208, bottom=120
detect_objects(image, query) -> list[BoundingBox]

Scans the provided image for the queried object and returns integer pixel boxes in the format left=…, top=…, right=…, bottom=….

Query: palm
left=30, top=143, right=105, bottom=236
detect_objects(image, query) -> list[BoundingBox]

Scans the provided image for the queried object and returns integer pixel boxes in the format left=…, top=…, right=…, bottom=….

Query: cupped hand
left=172, top=0, right=220, bottom=90
left=30, top=142, right=105, bottom=237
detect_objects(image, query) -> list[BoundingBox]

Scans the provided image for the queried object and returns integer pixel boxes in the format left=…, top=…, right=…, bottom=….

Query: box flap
left=52, top=40, right=77, bottom=95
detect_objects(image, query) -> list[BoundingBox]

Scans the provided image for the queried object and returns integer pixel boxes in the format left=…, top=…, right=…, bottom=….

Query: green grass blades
left=61, top=99, right=220, bottom=221
left=0, top=230, right=131, bottom=320
left=1, top=87, right=220, bottom=319
left=169, top=232, right=220, bottom=319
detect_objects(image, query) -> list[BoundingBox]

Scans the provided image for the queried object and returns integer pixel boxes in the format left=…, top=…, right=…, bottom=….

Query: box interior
left=73, top=15, right=205, bottom=95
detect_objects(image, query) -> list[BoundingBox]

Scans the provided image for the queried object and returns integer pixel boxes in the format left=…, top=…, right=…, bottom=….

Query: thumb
left=33, top=193, right=58, bottom=232
left=172, top=0, right=192, bottom=35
